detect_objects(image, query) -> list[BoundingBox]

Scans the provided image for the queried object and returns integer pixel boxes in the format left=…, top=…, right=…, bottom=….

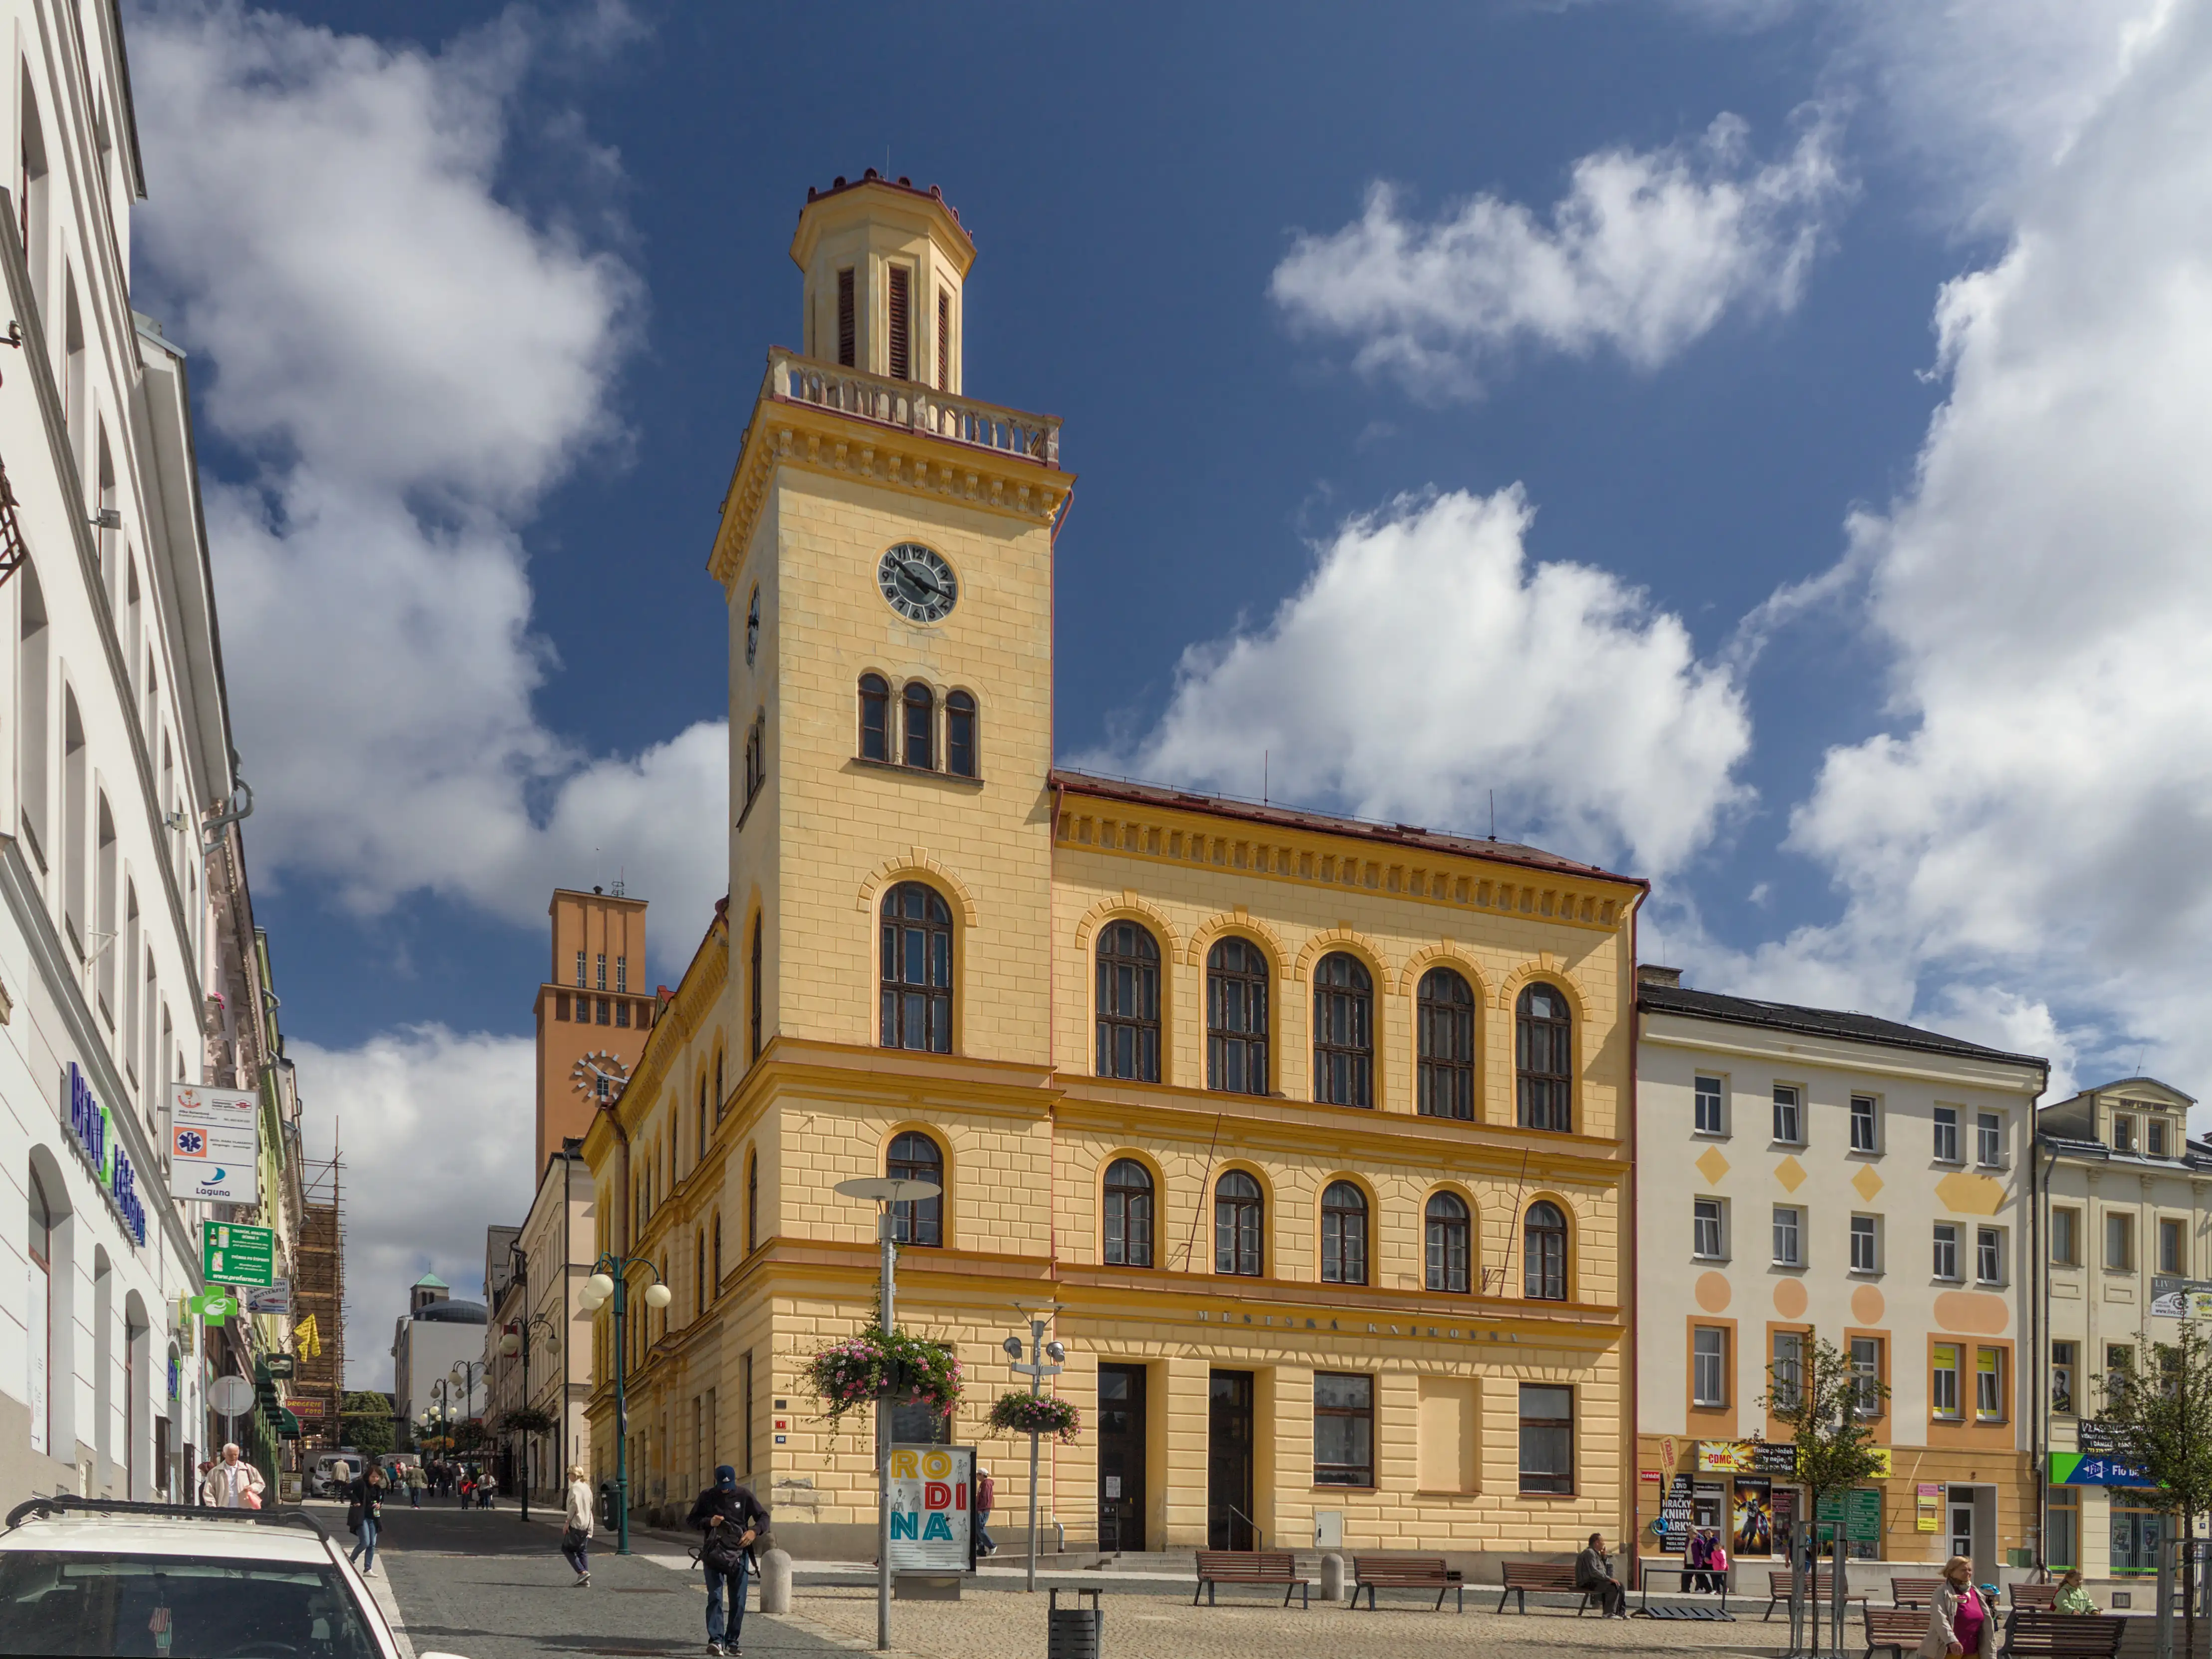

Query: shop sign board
left=2050, top=1452, right=2151, bottom=1487
left=169, top=1084, right=261, bottom=1205
left=1657, top=1473, right=1696, bottom=1551
left=1697, top=1439, right=1801, bottom=1476
left=2150, top=1276, right=2212, bottom=1319
left=1917, top=1482, right=1943, bottom=1531
left=1732, top=1477, right=1775, bottom=1556
left=1815, top=1486, right=1884, bottom=1542
left=65, top=1064, right=148, bottom=1246
left=203, top=1222, right=276, bottom=1288
left=244, top=1281, right=291, bottom=1316
left=886, top=1444, right=973, bottom=1572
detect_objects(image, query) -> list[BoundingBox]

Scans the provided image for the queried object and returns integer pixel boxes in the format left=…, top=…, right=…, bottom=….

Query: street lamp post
left=1002, top=1317, right=1066, bottom=1593
left=833, top=1175, right=941, bottom=1655
left=497, top=1312, right=560, bottom=1524
left=576, top=1255, right=672, bottom=1555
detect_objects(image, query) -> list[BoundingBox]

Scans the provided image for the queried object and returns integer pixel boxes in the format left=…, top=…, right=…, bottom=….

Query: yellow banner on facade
left=295, top=1315, right=322, bottom=1357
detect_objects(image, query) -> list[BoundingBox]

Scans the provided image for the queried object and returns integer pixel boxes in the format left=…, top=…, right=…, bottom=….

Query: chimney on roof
left=1637, top=964, right=1683, bottom=988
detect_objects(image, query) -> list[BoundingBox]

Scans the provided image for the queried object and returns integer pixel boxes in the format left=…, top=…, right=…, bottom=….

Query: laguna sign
left=169, top=1084, right=260, bottom=1204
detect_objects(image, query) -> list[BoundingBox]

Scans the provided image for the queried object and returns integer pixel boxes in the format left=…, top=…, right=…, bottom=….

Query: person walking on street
left=974, top=1465, right=997, bottom=1557
left=561, top=1464, right=595, bottom=1586
left=348, top=1467, right=388, bottom=1576
left=477, top=1468, right=497, bottom=1509
left=200, top=1445, right=267, bottom=1510
left=686, top=1464, right=769, bottom=1658
left=1920, top=1555, right=1995, bottom=1659
left=1575, top=1531, right=1629, bottom=1619
left=407, top=1464, right=422, bottom=1508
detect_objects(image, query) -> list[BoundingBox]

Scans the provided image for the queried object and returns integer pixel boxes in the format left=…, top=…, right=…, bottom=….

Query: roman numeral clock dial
left=877, top=542, right=959, bottom=624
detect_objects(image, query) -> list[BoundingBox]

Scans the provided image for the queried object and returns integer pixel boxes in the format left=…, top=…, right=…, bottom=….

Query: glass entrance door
left=1207, top=1370, right=1255, bottom=1550
left=1097, top=1364, right=1146, bottom=1553
left=1949, top=1500, right=1975, bottom=1565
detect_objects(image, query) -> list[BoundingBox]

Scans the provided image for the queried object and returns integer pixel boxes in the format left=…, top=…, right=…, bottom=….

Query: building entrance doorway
left=1950, top=1499, right=1975, bottom=1567
left=1097, top=1364, right=1146, bottom=1553
left=1207, top=1370, right=1255, bottom=1550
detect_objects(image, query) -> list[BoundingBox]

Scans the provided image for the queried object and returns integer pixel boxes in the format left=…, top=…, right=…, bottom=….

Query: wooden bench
left=1193, top=1549, right=1310, bottom=1608
left=1865, top=1606, right=1933, bottom=1659
left=1492, top=1560, right=1592, bottom=1616
left=1353, top=1554, right=1466, bottom=1613
left=1893, top=1577, right=1946, bottom=1608
left=2009, top=1584, right=2061, bottom=1610
left=1998, top=1611, right=2127, bottom=1658
left=1765, top=1568, right=1872, bottom=1621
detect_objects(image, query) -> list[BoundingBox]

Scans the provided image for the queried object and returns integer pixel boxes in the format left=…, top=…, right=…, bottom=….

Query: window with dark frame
left=1103, top=1159, right=1154, bottom=1268
left=1524, top=1201, right=1567, bottom=1300
left=937, top=289, right=951, bottom=390
left=836, top=267, right=855, bottom=366
left=886, top=1130, right=943, bottom=1247
left=2051, top=1341, right=2077, bottom=1414
left=1693, top=1196, right=1724, bottom=1259
left=1851, top=1215, right=1879, bottom=1272
left=858, top=674, right=889, bottom=761
left=746, top=1149, right=758, bottom=1253
left=1694, top=1074, right=1725, bottom=1135
left=1771, top=1084, right=1802, bottom=1144
left=1095, top=921, right=1160, bottom=1082
left=1850, top=1094, right=1878, bottom=1152
left=749, top=917, right=763, bottom=1061
left=879, top=882, right=953, bottom=1052
left=1320, top=1181, right=1368, bottom=1285
left=1515, top=984, right=1571, bottom=1131
left=902, top=682, right=935, bottom=769
left=887, top=264, right=912, bottom=381
left=1206, top=938, right=1269, bottom=1095
left=2052, top=1207, right=2079, bottom=1265
left=1425, top=1191, right=1470, bottom=1293
left=1312, top=952, right=1373, bottom=1107
left=1214, top=1171, right=1263, bottom=1276
left=1313, top=1373, right=1374, bottom=1488
left=1518, top=1384, right=1573, bottom=1494
left=945, top=691, right=977, bottom=778
left=1416, top=966, right=1475, bottom=1119
left=2161, top=1217, right=2185, bottom=1275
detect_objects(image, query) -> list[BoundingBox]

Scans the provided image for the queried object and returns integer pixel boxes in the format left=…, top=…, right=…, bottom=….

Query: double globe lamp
left=575, top=1265, right=671, bottom=1555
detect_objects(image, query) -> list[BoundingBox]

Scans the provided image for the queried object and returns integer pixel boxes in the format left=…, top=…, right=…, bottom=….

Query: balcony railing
left=761, top=348, right=1060, bottom=469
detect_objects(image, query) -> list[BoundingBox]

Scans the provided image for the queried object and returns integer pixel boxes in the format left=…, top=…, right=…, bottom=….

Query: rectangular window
left=596, top=997, right=610, bottom=1026
left=1694, top=1197, right=1725, bottom=1260
left=2048, top=1487, right=2079, bottom=1569
left=616, top=955, right=628, bottom=992
left=2106, top=1344, right=2134, bottom=1395
left=2052, top=1208, right=2080, bottom=1266
left=887, top=264, right=912, bottom=381
left=2051, top=1342, right=2077, bottom=1415
left=615, top=1000, right=631, bottom=1029
left=1771, top=1084, right=1802, bottom=1144
left=1932, top=1343, right=1961, bottom=1417
left=1772, top=1206, right=1802, bottom=1267
left=1692, top=1327, right=1727, bottom=1407
left=1850, top=1336, right=1882, bottom=1418
left=1695, top=1074, right=1726, bottom=1135
left=1975, top=1348, right=2002, bottom=1420
left=575, top=949, right=586, bottom=988
left=596, top=952, right=608, bottom=990
left=1977, top=1111, right=2002, bottom=1168
left=2150, top=1118, right=2170, bottom=1157
left=1850, top=1094, right=1878, bottom=1153
left=1933, top=1106, right=1960, bottom=1163
left=1518, top=1384, right=1573, bottom=1494
left=1850, top=1215, right=1879, bottom=1274
left=2107, top=1212, right=2134, bottom=1270
left=1977, top=1226, right=2002, bottom=1284
left=836, top=267, right=855, bottom=366
left=2114, top=1114, right=2136, bottom=1152
left=1933, top=1222, right=1959, bottom=1281
left=1771, top=1331, right=1804, bottom=1410
left=1313, top=1372, right=1374, bottom=1487
left=936, top=289, right=951, bottom=390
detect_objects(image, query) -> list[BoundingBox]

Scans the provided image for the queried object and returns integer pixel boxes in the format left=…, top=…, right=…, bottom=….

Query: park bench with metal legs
left=1766, top=1568, right=1870, bottom=1622
left=1997, top=1611, right=2127, bottom=1659
left=1893, top=1577, right=1946, bottom=1608
left=1864, top=1606, right=1932, bottom=1659
left=1493, top=1561, right=1594, bottom=1615
left=2009, top=1584, right=2061, bottom=1611
left=1193, top=1550, right=1310, bottom=1608
left=1353, top=1554, right=1465, bottom=1612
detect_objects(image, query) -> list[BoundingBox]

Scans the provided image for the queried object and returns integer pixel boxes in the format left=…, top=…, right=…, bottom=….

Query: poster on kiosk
left=887, top=1444, right=975, bottom=1572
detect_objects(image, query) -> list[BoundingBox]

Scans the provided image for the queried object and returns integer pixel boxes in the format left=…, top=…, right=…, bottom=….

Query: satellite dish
left=834, top=1177, right=941, bottom=1203
left=210, top=1374, right=256, bottom=1417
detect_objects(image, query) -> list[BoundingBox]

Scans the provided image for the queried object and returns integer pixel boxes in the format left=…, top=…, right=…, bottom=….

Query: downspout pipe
left=1624, top=892, right=1644, bottom=1591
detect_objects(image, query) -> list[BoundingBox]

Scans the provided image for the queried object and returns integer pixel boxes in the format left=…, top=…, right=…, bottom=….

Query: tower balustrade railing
left=761, top=348, right=1061, bottom=468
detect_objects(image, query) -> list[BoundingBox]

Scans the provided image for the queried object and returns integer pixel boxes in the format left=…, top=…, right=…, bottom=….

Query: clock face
left=877, top=543, right=958, bottom=624
left=570, top=1050, right=630, bottom=1105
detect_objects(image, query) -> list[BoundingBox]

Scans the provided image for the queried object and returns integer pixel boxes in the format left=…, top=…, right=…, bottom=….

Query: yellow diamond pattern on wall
left=1774, top=1156, right=1806, bottom=1192
left=1933, top=1171, right=2005, bottom=1215
left=1853, top=1164, right=1886, bottom=1202
left=1696, top=1146, right=1731, bottom=1185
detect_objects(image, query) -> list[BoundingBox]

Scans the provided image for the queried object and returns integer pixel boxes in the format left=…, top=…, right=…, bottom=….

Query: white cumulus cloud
left=1081, top=487, right=1752, bottom=877
left=1271, top=113, right=1846, bottom=395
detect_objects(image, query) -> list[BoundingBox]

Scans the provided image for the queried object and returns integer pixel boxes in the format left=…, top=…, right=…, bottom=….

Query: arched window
left=711, top=1214, right=722, bottom=1298
left=858, top=674, right=889, bottom=761
left=1516, top=984, right=1573, bottom=1132
left=1214, top=1171, right=1263, bottom=1277
left=1312, top=952, right=1373, bottom=1107
left=886, top=1131, right=943, bottom=1247
left=695, top=1229, right=706, bottom=1316
left=1417, top=967, right=1475, bottom=1120
left=902, top=681, right=934, bottom=769
left=695, top=1078, right=707, bottom=1163
left=1103, top=1159, right=1154, bottom=1268
left=745, top=1148, right=758, bottom=1253
left=946, top=691, right=977, bottom=778
left=1426, top=1192, right=1471, bottom=1293
left=27, top=1169, right=52, bottom=1457
left=1320, top=1181, right=1367, bottom=1285
left=1524, top=1201, right=1567, bottom=1300
left=880, top=883, right=953, bottom=1052
left=18, top=564, right=48, bottom=854
left=749, top=916, right=764, bottom=1061
left=1206, top=938, right=1269, bottom=1096
left=714, top=1051, right=724, bottom=1119
left=1095, top=922, right=1160, bottom=1082
left=742, top=710, right=765, bottom=804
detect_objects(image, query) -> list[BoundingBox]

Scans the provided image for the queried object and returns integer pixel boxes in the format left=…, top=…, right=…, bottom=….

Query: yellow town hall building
left=581, top=174, right=1647, bottom=1564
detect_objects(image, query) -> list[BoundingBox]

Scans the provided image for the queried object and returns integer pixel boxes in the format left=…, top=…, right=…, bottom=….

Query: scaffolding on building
left=295, top=1154, right=346, bottom=1449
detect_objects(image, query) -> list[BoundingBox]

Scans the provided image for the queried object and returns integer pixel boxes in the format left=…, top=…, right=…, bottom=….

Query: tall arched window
left=711, top=1214, right=722, bottom=1298
left=880, top=883, right=953, bottom=1052
left=1417, top=967, right=1475, bottom=1120
left=858, top=674, right=889, bottom=761
left=886, top=1131, right=943, bottom=1247
left=27, top=1169, right=52, bottom=1457
left=902, top=681, right=934, bottom=769
left=1096, top=922, right=1161, bottom=1082
left=749, top=916, right=764, bottom=1061
left=1516, top=984, right=1573, bottom=1132
left=946, top=691, right=977, bottom=778
left=1206, top=938, right=1269, bottom=1096
left=1214, top=1171, right=1263, bottom=1277
left=1312, top=952, right=1373, bottom=1107
left=695, top=1078, right=707, bottom=1163
left=1426, top=1192, right=1471, bottom=1293
left=745, top=1148, right=758, bottom=1253
left=1103, top=1158, right=1154, bottom=1268
left=1524, top=1200, right=1567, bottom=1300
left=18, top=564, right=48, bottom=855
left=714, top=1051, right=724, bottom=1120
left=1320, top=1181, right=1367, bottom=1285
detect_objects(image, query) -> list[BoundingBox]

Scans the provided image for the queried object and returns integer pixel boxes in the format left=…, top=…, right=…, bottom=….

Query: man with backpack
left=685, top=1465, right=769, bottom=1658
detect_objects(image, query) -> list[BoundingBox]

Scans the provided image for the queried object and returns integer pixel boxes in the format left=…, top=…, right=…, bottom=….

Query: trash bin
left=1047, top=1588, right=1102, bottom=1659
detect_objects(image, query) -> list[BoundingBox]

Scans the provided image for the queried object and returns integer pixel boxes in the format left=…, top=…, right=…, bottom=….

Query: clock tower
left=710, top=172, right=1073, bottom=1069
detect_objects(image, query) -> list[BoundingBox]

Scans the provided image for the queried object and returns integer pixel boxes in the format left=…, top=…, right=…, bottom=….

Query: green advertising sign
left=1815, top=1486, right=1884, bottom=1541
left=202, top=1221, right=275, bottom=1288
left=189, top=1291, right=238, bottom=1326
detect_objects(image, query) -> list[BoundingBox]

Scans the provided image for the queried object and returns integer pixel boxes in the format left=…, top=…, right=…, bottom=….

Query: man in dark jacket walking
left=686, top=1465, right=769, bottom=1657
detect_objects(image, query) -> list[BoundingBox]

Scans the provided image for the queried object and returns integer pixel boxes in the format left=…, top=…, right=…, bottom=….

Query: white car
left=0, top=1494, right=461, bottom=1659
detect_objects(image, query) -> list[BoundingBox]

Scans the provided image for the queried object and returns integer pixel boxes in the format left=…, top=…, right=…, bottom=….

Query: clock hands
left=897, top=558, right=951, bottom=602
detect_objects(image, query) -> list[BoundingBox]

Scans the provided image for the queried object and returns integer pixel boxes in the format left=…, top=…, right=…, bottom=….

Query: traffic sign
left=209, top=1375, right=255, bottom=1417
left=202, top=1221, right=275, bottom=1288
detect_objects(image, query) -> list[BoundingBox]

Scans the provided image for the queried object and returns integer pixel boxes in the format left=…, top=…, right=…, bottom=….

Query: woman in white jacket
left=1919, top=1556, right=1997, bottom=1659
left=561, top=1465, right=594, bottom=1586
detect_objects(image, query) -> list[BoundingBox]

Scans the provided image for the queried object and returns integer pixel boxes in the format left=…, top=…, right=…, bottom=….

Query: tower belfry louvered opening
left=794, top=170, right=971, bottom=393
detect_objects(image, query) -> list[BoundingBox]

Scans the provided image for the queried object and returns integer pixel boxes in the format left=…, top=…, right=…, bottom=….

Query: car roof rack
left=4, top=1495, right=328, bottom=1539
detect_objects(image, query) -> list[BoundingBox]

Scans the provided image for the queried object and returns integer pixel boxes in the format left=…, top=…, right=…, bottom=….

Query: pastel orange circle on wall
left=1851, top=1285, right=1885, bottom=1324
left=1773, top=1279, right=1808, bottom=1319
left=1695, top=1272, right=1732, bottom=1313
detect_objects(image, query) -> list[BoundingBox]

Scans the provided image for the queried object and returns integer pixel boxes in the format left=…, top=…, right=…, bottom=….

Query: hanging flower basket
left=803, top=1327, right=963, bottom=1424
left=987, top=1391, right=1081, bottom=1443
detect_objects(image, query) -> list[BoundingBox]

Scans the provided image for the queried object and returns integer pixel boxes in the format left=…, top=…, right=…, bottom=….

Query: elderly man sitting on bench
left=1575, top=1533, right=1628, bottom=1619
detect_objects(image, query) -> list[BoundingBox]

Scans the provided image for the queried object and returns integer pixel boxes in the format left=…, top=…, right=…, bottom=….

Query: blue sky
left=120, top=0, right=2212, bottom=1375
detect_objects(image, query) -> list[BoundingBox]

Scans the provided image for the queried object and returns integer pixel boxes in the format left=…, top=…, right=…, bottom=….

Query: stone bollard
left=1320, top=1554, right=1347, bottom=1605
left=759, top=1548, right=794, bottom=1615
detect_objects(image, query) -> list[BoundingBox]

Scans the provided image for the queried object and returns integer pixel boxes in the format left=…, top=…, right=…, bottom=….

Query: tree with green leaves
left=340, top=1392, right=395, bottom=1458
left=2097, top=1320, right=2212, bottom=1655
left=1760, top=1336, right=1892, bottom=1655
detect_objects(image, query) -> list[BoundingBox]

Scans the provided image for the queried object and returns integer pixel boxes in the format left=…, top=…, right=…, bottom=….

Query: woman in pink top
left=1920, top=1555, right=1995, bottom=1659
